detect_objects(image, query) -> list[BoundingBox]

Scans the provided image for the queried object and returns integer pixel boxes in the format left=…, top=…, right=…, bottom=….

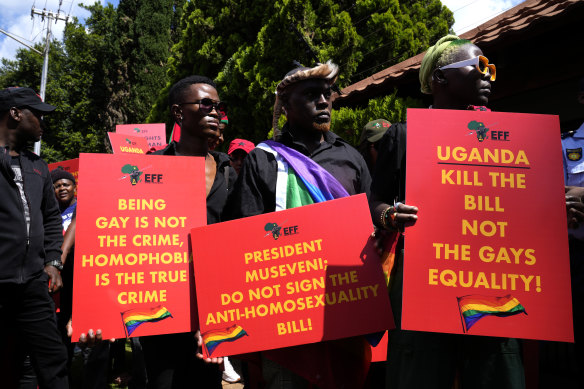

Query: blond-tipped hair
left=272, top=60, right=339, bottom=138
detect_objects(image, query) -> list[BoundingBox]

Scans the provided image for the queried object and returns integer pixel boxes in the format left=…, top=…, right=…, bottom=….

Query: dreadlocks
left=272, top=60, right=339, bottom=138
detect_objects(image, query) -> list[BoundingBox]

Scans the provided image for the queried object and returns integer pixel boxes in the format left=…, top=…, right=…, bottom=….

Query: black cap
left=0, top=87, right=56, bottom=113
left=50, top=168, right=76, bottom=184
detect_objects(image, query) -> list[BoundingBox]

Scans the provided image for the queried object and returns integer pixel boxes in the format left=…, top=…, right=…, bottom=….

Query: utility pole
left=30, top=6, right=70, bottom=155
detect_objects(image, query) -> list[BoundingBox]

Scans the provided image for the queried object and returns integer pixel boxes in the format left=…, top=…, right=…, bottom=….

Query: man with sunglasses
left=369, top=36, right=524, bottom=389
left=142, top=75, right=230, bottom=389
left=0, top=87, right=68, bottom=388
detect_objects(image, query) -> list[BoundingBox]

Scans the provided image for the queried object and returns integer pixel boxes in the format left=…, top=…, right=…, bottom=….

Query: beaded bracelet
left=381, top=206, right=397, bottom=230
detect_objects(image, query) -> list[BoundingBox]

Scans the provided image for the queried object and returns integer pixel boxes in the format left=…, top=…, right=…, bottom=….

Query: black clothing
left=144, top=142, right=226, bottom=389
left=153, top=141, right=230, bottom=224
left=215, top=150, right=237, bottom=194
left=371, top=123, right=407, bottom=207
left=141, top=333, right=222, bottom=389
left=225, top=126, right=371, bottom=219
left=0, top=147, right=63, bottom=284
left=370, top=122, right=525, bottom=389
left=0, top=266, right=68, bottom=389
left=0, top=146, right=68, bottom=388
left=224, top=125, right=371, bottom=387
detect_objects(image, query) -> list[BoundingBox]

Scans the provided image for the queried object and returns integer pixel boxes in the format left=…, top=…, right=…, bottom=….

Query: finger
left=96, top=329, right=103, bottom=343
left=87, top=329, right=95, bottom=346
left=395, top=203, right=418, bottom=214
left=79, top=333, right=86, bottom=344
left=574, top=210, right=584, bottom=221
left=53, top=280, right=62, bottom=293
left=395, top=214, right=418, bottom=224
left=568, top=209, right=584, bottom=222
left=195, top=330, right=203, bottom=347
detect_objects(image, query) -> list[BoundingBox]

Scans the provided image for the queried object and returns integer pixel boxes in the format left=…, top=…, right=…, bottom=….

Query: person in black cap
left=0, top=87, right=69, bottom=388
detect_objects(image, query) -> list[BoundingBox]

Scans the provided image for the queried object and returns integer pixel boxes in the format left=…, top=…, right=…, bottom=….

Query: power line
left=319, top=2, right=358, bottom=29
left=339, top=36, right=399, bottom=70
left=351, top=6, right=388, bottom=28
left=455, top=3, right=518, bottom=34
left=0, top=27, right=36, bottom=46
left=0, top=28, right=42, bottom=55
left=450, top=0, right=482, bottom=14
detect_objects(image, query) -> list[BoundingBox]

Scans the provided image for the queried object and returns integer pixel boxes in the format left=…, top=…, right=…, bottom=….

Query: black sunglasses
left=179, top=98, right=227, bottom=115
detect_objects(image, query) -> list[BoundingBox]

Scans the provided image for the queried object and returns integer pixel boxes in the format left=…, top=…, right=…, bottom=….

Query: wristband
left=46, top=259, right=63, bottom=271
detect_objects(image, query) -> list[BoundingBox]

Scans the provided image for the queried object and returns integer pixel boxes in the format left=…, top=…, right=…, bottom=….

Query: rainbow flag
left=121, top=305, right=172, bottom=337
left=257, top=141, right=349, bottom=210
left=202, top=325, right=248, bottom=356
left=458, top=294, right=527, bottom=332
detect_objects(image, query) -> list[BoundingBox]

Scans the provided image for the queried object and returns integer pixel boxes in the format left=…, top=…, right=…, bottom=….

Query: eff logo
left=467, top=120, right=509, bottom=142
left=264, top=222, right=299, bottom=240
left=120, top=164, right=163, bottom=186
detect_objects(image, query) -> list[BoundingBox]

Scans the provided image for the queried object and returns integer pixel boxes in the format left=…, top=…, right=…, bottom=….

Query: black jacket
left=0, top=147, right=63, bottom=284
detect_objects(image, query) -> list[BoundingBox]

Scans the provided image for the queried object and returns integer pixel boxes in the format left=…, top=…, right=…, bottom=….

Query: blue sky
left=0, top=0, right=525, bottom=63
left=443, top=0, right=526, bottom=34
left=0, top=0, right=119, bottom=62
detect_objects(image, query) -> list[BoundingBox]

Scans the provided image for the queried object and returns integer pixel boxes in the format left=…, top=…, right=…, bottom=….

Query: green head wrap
left=419, top=35, right=472, bottom=95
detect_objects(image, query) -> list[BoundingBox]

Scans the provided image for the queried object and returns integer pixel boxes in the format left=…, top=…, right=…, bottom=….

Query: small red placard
left=72, top=153, right=206, bottom=339
left=403, top=109, right=573, bottom=342
left=48, top=158, right=79, bottom=184
left=191, top=194, right=394, bottom=357
left=108, top=132, right=150, bottom=154
left=116, top=123, right=166, bottom=148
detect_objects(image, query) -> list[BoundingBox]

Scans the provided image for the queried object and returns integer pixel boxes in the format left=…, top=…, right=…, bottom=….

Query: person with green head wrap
left=369, top=36, right=524, bottom=389
left=419, top=34, right=473, bottom=95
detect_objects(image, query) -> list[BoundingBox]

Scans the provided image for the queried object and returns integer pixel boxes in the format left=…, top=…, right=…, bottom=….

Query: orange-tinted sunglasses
left=439, top=55, right=496, bottom=81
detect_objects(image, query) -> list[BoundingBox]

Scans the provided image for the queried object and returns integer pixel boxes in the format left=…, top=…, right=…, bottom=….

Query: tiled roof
left=337, top=0, right=583, bottom=103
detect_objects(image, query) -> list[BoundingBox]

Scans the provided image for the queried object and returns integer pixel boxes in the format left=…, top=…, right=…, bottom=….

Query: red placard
left=371, top=332, right=388, bottom=362
left=116, top=123, right=166, bottom=148
left=403, top=109, right=573, bottom=342
left=48, top=158, right=79, bottom=184
left=191, top=194, right=394, bottom=358
left=72, top=153, right=206, bottom=339
left=108, top=132, right=150, bottom=154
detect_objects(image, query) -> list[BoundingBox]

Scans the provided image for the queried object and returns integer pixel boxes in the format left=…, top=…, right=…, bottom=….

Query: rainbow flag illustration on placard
left=202, top=325, right=248, bottom=356
left=457, top=294, right=527, bottom=332
left=121, top=305, right=173, bottom=337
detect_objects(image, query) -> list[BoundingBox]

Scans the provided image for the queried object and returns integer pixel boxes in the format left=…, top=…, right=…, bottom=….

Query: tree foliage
left=331, top=90, right=424, bottom=145
left=148, top=0, right=453, bottom=143
left=0, top=0, right=452, bottom=161
left=0, top=0, right=184, bottom=162
left=340, top=0, right=454, bottom=82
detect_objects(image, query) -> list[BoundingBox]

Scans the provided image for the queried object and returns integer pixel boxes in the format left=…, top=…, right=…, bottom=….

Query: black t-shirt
left=153, top=142, right=230, bottom=224
left=224, top=125, right=371, bottom=219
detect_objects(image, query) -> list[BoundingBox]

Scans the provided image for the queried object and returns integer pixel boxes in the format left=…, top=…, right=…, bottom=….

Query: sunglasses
left=439, top=55, right=496, bottom=81
left=179, top=98, right=227, bottom=115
